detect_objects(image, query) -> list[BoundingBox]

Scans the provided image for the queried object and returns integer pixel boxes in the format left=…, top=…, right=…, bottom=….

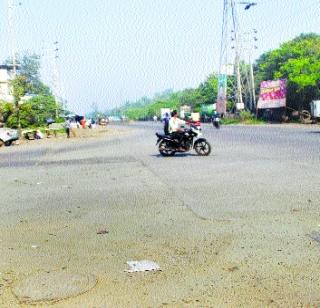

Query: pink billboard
left=257, top=79, right=287, bottom=109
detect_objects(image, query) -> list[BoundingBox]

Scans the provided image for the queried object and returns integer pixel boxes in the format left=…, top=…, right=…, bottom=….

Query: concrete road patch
left=12, top=272, right=97, bottom=304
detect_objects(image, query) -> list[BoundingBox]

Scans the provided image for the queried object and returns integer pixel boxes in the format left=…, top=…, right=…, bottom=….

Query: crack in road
left=136, top=158, right=229, bottom=222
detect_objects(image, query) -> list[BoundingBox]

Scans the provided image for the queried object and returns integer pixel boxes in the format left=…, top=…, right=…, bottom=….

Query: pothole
left=12, top=271, right=97, bottom=304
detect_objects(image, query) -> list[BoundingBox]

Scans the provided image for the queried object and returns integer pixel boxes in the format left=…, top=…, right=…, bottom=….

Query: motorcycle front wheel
left=159, top=140, right=175, bottom=156
left=194, top=140, right=211, bottom=156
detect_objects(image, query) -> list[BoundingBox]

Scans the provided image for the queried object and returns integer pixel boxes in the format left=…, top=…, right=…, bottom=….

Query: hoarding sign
left=257, top=79, right=287, bottom=109
left=216, top=74, right=227, bottom=114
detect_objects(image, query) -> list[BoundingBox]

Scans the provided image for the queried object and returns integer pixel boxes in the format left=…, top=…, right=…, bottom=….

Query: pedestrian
left=34, top=129, right=44, bottom=139
left=80, top=118, right=86, bottom=128
left=64, top=118, right=71, bottom=138
left=163, top=112, right=170, bottom=135
left=70, top=119, right=77, bottom=137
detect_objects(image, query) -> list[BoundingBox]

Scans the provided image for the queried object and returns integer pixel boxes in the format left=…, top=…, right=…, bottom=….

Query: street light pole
left=53, top=41, right=60, bottom=120
left=8, top=0, right=17, bottom=76
left=230, top=0, right=243, bottom=110
left=8, top=0, right=22, bottom=136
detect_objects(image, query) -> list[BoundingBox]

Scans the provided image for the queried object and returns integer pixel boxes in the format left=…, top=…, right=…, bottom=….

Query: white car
left=0, top=128, right=19, bottom=147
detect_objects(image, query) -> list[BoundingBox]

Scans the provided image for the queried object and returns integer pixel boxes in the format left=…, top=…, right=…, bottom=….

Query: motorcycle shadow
left=151, top=153, right=198, bottom=158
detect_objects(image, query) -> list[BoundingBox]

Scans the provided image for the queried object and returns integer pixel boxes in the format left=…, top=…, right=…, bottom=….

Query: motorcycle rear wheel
left=194, top=140, right=211, bottom=156
left=159, top=140, right=175, bottom=156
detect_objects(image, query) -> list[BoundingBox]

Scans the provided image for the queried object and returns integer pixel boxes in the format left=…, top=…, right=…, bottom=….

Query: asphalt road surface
left=0, top=123, right=319, bottom=307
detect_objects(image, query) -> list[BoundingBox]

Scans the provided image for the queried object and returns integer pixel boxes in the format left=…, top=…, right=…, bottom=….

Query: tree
left=6, top=95, right=58, bottom=128
left=6, top=53, right=52, bottom=96
left=10, top=75, right=31, bottom=133
left=198, top=74, right=218, bottom=105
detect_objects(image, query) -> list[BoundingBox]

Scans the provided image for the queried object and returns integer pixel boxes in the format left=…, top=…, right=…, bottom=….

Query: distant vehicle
left=109, top=116, right=121, bottom=122
left=99, top=118, right=109, bottom=126
left=0, top=128, right=19, bottom=147
left=310, top=100, right=320, bottom=122
left=212, top=112, right=221, bottom=129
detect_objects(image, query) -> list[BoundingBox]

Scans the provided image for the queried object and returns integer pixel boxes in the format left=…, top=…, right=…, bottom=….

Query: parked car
left=0, top=128, right=19, bottom=147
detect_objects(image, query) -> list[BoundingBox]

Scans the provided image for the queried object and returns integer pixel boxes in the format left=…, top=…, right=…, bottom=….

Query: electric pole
left=238, top=29, right=258, bottom=112
left=53, top=41, right=61, bottom=119
left=231, top=0, right=243, bottom=110
left=8, top=0, right=22, bottom=136
left=217, top=0, right=243, bottom=115
left=249, top=29, right=258, bottom=112
left=8, top=0, right=22, bottom=76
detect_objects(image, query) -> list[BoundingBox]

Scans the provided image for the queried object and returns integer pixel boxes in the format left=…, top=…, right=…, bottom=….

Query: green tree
left=198, top=74, right=218, bottom=105
left=6, top=95, right=58, bottom=128
left=6, top=53, right=52, bottom=96
left=10, top=75, right=31, bottom=132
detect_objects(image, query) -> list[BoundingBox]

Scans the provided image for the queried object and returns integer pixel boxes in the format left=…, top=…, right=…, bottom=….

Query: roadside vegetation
left=108, top=33, right=320, bottom=123
left=0, top=53, right=64, bottom=129
left=0, top=33, right=319, bottom=129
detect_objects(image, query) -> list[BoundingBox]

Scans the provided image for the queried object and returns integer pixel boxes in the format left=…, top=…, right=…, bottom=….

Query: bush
left=239, top=110, right=254, bottom=121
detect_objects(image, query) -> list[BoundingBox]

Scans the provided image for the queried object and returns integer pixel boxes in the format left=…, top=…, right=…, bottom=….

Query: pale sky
left=0, top=0, right=319, bottom=114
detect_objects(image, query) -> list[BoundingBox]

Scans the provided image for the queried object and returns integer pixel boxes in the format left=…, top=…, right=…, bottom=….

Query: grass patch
left=242, top=118, right=266, bottom=125
left=222, top=111, right=266, bottom=125
left=221, top=118, right=241, bottom=125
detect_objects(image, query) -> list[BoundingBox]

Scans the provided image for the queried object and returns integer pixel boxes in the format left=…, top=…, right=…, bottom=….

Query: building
left=0, top=64, right=15, bottom=102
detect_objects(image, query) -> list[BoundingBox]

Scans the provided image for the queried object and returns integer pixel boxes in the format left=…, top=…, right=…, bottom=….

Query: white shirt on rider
left=169, top=117, right=185, bottom=133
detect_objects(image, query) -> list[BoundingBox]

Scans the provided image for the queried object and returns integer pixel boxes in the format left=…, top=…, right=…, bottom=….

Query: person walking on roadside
left=163, top=112, right=170, bottom=135
left=70, top=119, right=77, bottom=137
left=64, top=117, right=71, bottom=138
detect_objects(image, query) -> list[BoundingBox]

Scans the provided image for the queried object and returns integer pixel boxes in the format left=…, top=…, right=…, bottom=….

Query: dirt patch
left=16, top=126, right=132, bottom=147
left=12, top=272, right=97, bottom=304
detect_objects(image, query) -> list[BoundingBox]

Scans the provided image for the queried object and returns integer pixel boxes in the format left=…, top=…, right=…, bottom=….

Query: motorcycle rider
left=169, top=110, right=186, bottom=149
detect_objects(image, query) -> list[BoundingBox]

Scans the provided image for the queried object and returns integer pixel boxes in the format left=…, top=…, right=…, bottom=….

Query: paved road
left=0, top=123, right=320, bottom=307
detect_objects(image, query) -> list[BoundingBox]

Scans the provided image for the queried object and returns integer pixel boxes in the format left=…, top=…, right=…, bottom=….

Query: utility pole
left=248, top=31, right=257, bottom=112
left=216, top=0, right=229, bottom=115
left=53, top=41, right=61, bottom=119
left=238, top=29, right=258, bottom=112
left=217, top=0, right=243, bottom=115
left=230, top=0, right=243, bottom=111
left=8, top=0, right=17, bottom=76
left=42, top=41, right=66, bottom=117
left=8, top=0, right=22, bottom=75
left=8, top=0, right=22, bottom=136
left=240, top=1, right=258, bottom=113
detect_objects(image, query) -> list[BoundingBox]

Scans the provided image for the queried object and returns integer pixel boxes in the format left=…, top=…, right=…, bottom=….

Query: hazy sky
left=0, top=0, right=319, bottom=114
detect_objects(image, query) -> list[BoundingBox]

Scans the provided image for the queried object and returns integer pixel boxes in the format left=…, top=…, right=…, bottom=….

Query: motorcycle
left=212, top=113, right=221, bottom=129
left=155, top=124, right=211, bottom=156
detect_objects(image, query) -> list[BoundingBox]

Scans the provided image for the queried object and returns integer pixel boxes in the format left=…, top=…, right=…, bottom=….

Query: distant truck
left=310, top=100, right=320, bottom=122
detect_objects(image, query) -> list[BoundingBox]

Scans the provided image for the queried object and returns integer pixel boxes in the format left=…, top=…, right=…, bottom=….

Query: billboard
left=257, top=79, right=287, bottom=109
left=216, top=74, right=227, bottom=114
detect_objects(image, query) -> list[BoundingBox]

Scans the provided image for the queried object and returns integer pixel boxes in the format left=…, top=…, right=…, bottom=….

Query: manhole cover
left=12, top=272, right=97, bottom=303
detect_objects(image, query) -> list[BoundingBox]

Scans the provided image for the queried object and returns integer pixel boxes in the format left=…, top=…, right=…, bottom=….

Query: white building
left=0, top=65, right=15, bottom=102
